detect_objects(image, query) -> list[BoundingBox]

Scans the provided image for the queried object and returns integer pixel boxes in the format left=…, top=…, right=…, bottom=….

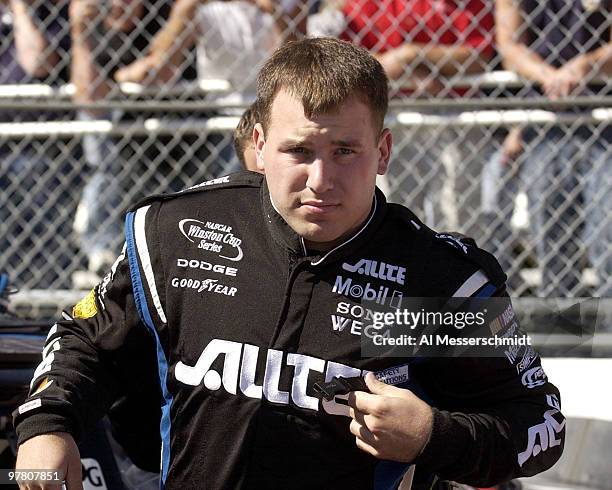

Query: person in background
left=307, top=0, right=345, bottom=37
left=70, top=0, right=179, bottom=286
left=0, top=0, right=75, bottom=288
left=115, top=0, right=308, bottom=176
left=340, top=0, right=494, bottom=238
left=234, top=102, right=262, bottom=172
left=496, top=0, right=612, bottom=297
left=115, top=0, right=307, bottom=92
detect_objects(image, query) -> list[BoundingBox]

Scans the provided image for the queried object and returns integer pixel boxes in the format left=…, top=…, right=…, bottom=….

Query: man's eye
left=336, top=148, right=354, bottom=155
left=288, top=147, right=307, bottom=154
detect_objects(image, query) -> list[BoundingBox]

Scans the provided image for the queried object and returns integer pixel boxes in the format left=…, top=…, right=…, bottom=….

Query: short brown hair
left=256, top=37, right=388, bottom=134
left=233, top=102, right=259, bottom=168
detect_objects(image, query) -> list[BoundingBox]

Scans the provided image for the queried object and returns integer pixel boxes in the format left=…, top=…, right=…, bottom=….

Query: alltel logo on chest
left=342, top=259, right=406, bottom=285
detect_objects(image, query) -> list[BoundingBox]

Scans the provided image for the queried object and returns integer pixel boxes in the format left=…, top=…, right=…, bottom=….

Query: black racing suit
left=14, top=171, right=565, bottom=489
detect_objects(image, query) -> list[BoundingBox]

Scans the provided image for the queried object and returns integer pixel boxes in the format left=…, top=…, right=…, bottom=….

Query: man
left=14, top=38, right=563, bottom=489
left=234, top=102, right=263, bottom=172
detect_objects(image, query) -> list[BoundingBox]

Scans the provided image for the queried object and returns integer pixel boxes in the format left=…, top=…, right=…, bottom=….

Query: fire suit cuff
left=412, top=407, right=462, bottom=470
left=15, top=413, right=77, bottom=446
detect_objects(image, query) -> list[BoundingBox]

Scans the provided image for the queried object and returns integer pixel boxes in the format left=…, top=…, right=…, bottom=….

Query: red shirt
left=342, top=0, right=494, bottom=57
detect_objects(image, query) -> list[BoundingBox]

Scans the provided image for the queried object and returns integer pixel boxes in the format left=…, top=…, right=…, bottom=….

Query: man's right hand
left=15, top=432, right=83, bottom=490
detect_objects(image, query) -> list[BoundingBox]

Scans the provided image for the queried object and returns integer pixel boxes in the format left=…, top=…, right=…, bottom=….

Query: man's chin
left=290, top=220, right=333, bottom=240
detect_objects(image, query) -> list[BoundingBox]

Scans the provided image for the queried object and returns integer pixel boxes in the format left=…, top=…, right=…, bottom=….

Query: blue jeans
left=523, top=129, right=611, bottom=297
left=76, top=111, right=124, bottom=261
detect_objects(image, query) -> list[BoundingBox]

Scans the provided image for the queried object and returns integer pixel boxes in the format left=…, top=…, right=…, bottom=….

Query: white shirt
left=196, top=1, right=282, bottom=102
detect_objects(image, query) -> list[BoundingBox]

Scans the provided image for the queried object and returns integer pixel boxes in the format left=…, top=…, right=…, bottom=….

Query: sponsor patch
left=18, top=398, right=42, bottom=414
left=375, top=364, right=409, bottom=386
left=331, top=301, right=386, bottom=337
left=30, top=329, right=60, bottom=389
left=332, top=275, right=403, bottom=308
left=175, top=339, right=360, bottom=416
left=187, top=175, right=230, bottom=190
left=435, top=233, right=470, bottom=254
left=504, top=343, right=521, bottom=364
left=517, top=394, right=564, bottom=467
left=516, top=346, right=537, bottom=374
left=490, top=302, right=518, bottom=336
left=176, top=258, right=238, bottom=277
left=521, top=366, right=547, bottom=389
left=179, top=218, right=243, bottom=262
left=171, top=277, right=237, bottom=297
left=98, top=246, right=126, bottom=309
left=489, top=316, right=503, bottom=336
left=32, top=377, right=54, bottom=395
left=73, top=289, right=97, bottom=319
left=342, top=259, right=406, bottom=285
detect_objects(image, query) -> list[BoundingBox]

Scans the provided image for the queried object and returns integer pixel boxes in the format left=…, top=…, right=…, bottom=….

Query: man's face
left=254, top=89, right=391, bottom=250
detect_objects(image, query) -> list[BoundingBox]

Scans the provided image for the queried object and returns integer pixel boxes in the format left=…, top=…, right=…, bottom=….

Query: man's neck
left=303, top=200, right=377, bottom=254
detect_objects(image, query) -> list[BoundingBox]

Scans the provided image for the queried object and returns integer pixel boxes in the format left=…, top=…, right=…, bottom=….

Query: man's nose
left=306, top=157, right=334, bottom=194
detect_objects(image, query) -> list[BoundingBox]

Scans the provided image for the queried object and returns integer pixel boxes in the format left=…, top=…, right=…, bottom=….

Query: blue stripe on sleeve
left=475, top=283, right=497, bottom=298
left=125, top=211, right=173, bottom=488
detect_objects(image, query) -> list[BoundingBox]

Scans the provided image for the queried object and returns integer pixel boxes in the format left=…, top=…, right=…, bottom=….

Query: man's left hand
left=347, top=372, right=433, bottom=462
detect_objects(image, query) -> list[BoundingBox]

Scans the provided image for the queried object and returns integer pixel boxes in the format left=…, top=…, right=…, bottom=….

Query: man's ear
left=377, top=128, right=392, bottom=175
left=253, top=123, right=266, bottom=172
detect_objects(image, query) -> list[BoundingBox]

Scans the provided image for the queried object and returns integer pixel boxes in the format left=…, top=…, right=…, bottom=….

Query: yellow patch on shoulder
left=72, top=289, right=97, bottom=319
left=32, top=377, right=54, bottom=395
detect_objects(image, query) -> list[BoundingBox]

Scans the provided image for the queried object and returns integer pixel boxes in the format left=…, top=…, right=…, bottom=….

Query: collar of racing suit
left=259, top=178, right=389, bottom=267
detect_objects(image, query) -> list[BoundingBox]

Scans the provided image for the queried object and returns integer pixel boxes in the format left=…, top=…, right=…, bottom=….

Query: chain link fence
left=0, top=0, right=611, bottom=302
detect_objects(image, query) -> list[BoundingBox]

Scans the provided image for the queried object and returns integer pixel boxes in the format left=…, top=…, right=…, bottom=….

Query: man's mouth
left=300, top=201, right=340, bottom=214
